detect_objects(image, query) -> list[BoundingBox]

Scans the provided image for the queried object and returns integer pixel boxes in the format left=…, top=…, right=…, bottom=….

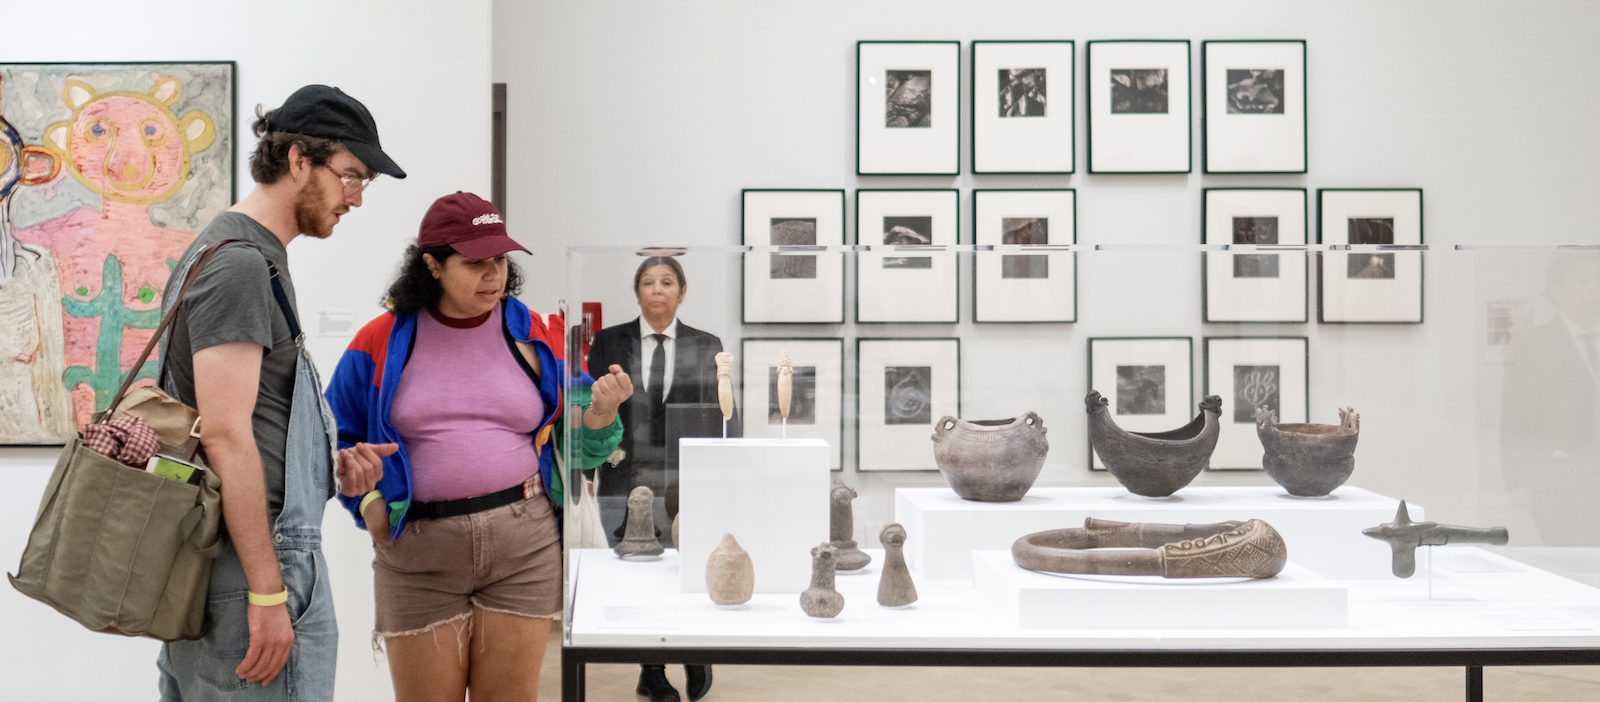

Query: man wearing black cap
left=156, top=86, right=404, bottom=700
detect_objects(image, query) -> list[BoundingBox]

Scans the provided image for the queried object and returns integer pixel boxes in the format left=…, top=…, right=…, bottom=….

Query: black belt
left=409, top=478, right=536, bottom=521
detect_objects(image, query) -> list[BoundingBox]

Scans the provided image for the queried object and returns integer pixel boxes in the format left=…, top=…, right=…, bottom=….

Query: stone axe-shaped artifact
left=1362, top=500, right=1508, bottom=578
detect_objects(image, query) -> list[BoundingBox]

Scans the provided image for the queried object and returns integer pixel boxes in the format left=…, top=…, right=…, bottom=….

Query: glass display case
left=558, top=244, right=1600, bottom=700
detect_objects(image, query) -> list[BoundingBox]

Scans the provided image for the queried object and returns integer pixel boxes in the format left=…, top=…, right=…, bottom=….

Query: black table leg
left=1466, top=666, right=1483, bottom=702
left=563, top=650, right=586, bottom=702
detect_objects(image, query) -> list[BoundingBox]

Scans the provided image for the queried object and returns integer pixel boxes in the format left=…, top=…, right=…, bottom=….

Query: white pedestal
left=897, top=485, right=1419, bottom=582
left=973, top=551, right=1348, bottom=630
left=679, top=438, right=831, bottom=594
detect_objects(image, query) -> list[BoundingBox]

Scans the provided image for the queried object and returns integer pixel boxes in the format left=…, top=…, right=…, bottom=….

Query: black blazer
left=587, top=317, right=732, bottom=496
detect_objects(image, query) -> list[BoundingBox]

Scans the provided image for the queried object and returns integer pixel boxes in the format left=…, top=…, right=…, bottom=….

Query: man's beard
left=293, top=173, right=333, bottom=240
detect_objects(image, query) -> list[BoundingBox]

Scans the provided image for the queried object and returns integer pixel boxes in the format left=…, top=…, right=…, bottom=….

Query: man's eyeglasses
left=320, top=165, right=377, bottom=194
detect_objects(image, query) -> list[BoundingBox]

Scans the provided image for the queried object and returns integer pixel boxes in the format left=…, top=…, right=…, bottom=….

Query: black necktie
left=648, top=334, right=667, bottom=439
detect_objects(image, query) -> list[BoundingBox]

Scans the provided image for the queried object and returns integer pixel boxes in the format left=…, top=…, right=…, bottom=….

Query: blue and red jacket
left=325, top=297, right=614, bottom=541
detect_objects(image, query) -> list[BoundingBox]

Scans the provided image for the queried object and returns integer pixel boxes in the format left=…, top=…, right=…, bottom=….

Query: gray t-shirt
left=160, top=212, right=299, bottom=525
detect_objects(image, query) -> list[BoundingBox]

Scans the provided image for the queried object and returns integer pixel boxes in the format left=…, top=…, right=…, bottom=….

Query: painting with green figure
left=61, top=256, right=161, bottom=412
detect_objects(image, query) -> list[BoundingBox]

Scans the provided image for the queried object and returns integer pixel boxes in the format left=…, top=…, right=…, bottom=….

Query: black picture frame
left=1316, top=188, right=1425, bottom=325
left=971, top=188, right=1078, bottom=323
left=858, top=41, right=961, bottom=176
left=739, top=337, right=845, bottom=471
left=1086, top=337, right=1194, bottom=471
left=971, top=40, right=1075, bottom=175
left=1086, top=40, right=1192, bottom=174
left=1200, top=187, right=1309, bottom=324
left=739, top=189, right=847, bottom=325
left=1201, top=336, right=1310, bottom=471
left=855, top=337, right=961, bottom=472
left=854, top=188, right=960, bottom=324
left=1201, top=40, right=1308, bottom=174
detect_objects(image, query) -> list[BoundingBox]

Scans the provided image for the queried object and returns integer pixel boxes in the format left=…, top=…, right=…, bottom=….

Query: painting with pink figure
left=0, top=62, right=234, bottom=444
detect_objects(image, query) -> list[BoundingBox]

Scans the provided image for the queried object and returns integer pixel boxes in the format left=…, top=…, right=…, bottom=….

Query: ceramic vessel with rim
left=1086, top=391, right=1221, bottom=498
left=1256, top=407, right=1360, bottom=497
left=931, top=412, right=1049, bottom=502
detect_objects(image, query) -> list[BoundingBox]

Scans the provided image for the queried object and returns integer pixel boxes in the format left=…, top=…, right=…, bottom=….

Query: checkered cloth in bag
left=83, top=416, right=161, bottom=468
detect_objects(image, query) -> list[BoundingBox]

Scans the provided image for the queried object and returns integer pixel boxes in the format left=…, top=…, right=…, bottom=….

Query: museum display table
left=563, top=547, right=1600, bottom=702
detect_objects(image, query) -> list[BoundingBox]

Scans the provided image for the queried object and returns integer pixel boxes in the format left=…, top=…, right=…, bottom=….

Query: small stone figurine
left=614, top=485, right=664, bottom=558
left=800, top=543, right=845, bottom=618
left=830, top=478, right=872, bottom=571
left=705, top=533, right=755, bottom=606
left=876, top=524, right=918, bottom=607
left=715, top=352, right=734, bottom=421
left=777, top=352, right=794, bottom=421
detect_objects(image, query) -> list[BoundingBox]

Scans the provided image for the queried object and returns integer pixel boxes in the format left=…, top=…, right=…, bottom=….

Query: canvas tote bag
left=7, top=241, right=239, bottom=642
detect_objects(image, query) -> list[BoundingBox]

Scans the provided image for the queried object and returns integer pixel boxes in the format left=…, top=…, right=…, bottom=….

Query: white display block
left=897, top=486, right=1420, bottom=582
left=679, top=438, right=831, bottom=594
left=973, top=551, right=1347, bottom=630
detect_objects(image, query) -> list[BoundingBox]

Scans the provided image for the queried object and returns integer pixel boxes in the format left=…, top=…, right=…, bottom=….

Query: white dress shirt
left=639, top=317, right=679, bottom=398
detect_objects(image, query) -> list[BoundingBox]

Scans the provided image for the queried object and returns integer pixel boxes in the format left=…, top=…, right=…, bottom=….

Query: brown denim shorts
left=373, top=494, right=562, bottom=638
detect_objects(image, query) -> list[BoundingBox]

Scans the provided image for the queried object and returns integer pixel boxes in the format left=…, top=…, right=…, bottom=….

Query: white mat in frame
left=858, top=41, right=960, bottom=175
left=972, top=40, right=1074, bottom=174
left=1087, top=337, right=1193, bottom=471
left=1203, top=336, right=1309, bottom=470
left=1202, top=40, right=1307, bottom=174
left=739, top=338, right=844, bottom=470
left=857, top=338, right=960, bottom=472
left=1317, top=188, right=1424, bottom=324
left=1087, top=40, right=1191, bottom=174
left=741, top=189, right=846, bottom=324
left=856, top=189, right=959, bottom=323
left=973, top=189, right=1076, bottom=323
left=1202, top=188, right=1307, bottom=323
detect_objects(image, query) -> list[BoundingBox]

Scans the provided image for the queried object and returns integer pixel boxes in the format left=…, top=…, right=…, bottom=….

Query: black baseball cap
left=265, top=85, right=406, bottom=179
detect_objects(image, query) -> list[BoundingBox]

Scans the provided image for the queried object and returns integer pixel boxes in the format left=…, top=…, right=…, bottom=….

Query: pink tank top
left=391, top=304, right=546, bottom=502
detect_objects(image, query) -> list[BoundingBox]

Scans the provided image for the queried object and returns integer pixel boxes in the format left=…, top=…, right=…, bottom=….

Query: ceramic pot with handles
left=931, top=412, right=1048, bottom=502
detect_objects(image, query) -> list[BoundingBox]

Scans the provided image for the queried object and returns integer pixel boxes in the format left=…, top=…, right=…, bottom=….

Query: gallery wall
left=0, top=1, right=491, bottom=699
left=492, top=0, right=1600, bottom=550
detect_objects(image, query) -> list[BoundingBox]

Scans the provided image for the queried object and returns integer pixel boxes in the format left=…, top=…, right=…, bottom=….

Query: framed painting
left=1317, top=188, right=1424, bottom=324
left=858, top=41, right=960, bottom=176
left=1202, top=40, right=1307, bottom=173
left=857, top=338, right=960, bottom=472
left=1086, top=337, right=1193, bottom=470
left=0, top=62, right=236, bottom=445
left=741, top=189, right=846, bottom=324
left=972, top=189, right=1076, bottom=323
left=1202, top=188, right=1308, bottom=323
left=1086, top=40, right=1191, bottom=174
left=855, top=189, right=959, bottom=324
left=1203, top=336, right=1308, bottom=470
left=740, top=338, right=844, bottom=470
left=972, top=40, right=1074, bottom=174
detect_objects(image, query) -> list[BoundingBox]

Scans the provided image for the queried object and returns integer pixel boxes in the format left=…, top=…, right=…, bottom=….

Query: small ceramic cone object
left=705, top=533, right=755, bottom=605
left=614, top=485, right=664, bottom=558
left=716, top=352, right=734, bottom=420
left=829, top=478, right=872, bottom=571
left=777, top=352, right=794, bottom=419
left=800, top=543, right=845, bottom=618
left=877, top=524, right=918, bottom=607
left=672, top=513, right=680, bottom=550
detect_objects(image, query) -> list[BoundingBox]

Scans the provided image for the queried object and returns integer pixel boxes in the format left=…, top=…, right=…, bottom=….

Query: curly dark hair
left=384, top=244, right=525, bottom=314
left=248, top=105, right=344, bottom=185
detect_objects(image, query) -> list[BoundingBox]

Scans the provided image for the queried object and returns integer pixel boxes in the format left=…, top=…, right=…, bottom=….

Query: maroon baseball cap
left=418, top=192, right=529, bottom=259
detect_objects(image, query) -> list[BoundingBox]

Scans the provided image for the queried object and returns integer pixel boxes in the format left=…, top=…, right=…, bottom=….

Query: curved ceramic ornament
left=1086, top=391, right=1221, bottom=498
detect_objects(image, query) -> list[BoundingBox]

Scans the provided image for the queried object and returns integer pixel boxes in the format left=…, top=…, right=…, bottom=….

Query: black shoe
left=637, top=665, right=681, bottom=702
left=685, top=664, right=713, bottom=702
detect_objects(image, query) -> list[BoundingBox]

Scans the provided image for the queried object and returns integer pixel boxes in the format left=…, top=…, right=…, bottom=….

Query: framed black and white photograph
left=1202, top=188, right=1308, bottom=323
left=857, top=338, right=960, bottom=471
left=858, top=41, right=960, bottom=175
left=1203, top=337, right=1308, bottom=470
left=1202, top=41, right=1307, bottom=173
left=741, top=190, right=846, bottom=324
left=1087, top=40, right=1191, bottom=174
left=973, top=189, right=1077, bottom=322
left=740, top=338, right=844, bottom=470
left=856, top=189, right=959, bottom=323
left=1317, top=189, right=1424, bottom=324
left=972, top=41, right=1074, bottom=174
left=1087, top=337, right=1193, bottom=470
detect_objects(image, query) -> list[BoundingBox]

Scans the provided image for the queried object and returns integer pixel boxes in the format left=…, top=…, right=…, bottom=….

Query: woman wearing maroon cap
left=325, top=192, right=631, bottom=700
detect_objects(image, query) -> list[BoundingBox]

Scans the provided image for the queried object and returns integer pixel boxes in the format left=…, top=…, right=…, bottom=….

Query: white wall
left=0, top=1, right=490, bottom=699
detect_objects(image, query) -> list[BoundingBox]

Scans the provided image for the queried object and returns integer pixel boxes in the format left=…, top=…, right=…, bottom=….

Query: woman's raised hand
left=585, top=365, right=633, bottom=428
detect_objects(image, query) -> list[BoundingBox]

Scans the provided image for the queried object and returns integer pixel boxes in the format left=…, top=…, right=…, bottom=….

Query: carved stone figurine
left=614, top=485, right=665, bottom=558
left=777, top=352, right=794, bottom=420
left=1362, top=501, right=1510, bottom=578
left=705, top=533, right=754, bottom=606
left=715, top=351, right=734, bottom=421
left=800, top=543, right=845, bottom=618
left=1256, top=407, right=1360, bottom=497
left=1012, top=518, right=1288, bottom=579
left=1086, top=391, right=1222, bottom=498
left=931, top=412, right=1049, bottom=502
left=876, top=524, right=918, bottom=607
left=672, top=513, right=680, bottom=550
left=829, top=478, right=872, bottom=571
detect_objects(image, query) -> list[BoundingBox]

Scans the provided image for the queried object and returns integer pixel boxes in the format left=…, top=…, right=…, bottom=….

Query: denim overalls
left=156, top=246, right=340, bottom=701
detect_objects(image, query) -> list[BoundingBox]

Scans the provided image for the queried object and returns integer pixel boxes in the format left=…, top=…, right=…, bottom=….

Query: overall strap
left=264, top=259, right=303, bottom=342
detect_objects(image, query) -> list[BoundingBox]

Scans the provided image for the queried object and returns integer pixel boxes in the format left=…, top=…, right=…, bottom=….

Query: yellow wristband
left=359, top=490, right=383, bottom=514
left=248, top=589, right=288, bottom=607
